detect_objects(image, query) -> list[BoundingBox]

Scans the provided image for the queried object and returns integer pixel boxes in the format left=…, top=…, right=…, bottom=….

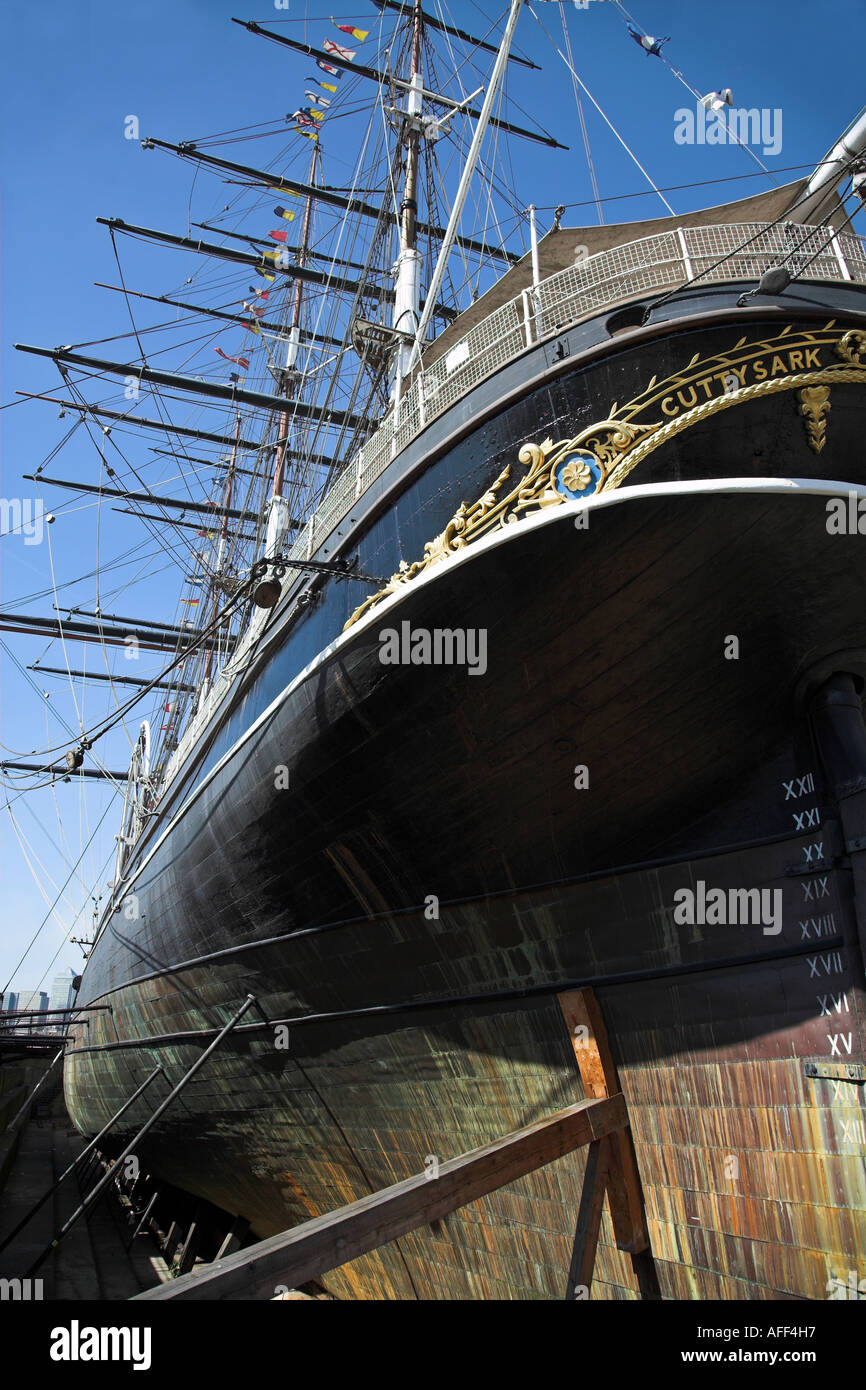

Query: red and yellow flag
left=333, top=20, right=368, bottom=41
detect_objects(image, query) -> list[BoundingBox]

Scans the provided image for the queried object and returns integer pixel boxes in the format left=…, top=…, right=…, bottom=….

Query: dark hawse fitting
left=736, top=266, right=792, bottom=307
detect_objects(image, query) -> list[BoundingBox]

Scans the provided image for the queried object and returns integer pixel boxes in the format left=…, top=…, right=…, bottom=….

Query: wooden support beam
left=176, top=1205, right=202, bottom=1275
left=558, top=988, right=660, bottom=1300
left=162, top=1219, right=181, bottom=1263
left=558, top=989, right=650, bottom=1255
left=565, top=1136, right=610, bottom=1300
left=126, top=1191, right=159, bottom=1251
left=135, top=1094, right=627, bottom=1301
left=215, top=1216, right=249, bottom=1260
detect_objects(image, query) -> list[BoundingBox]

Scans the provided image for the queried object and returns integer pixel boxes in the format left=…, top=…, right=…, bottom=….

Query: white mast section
left=392, top=71, right=424, bottom=383
left=265, top=146, right=318, bottom=557
left=528, top=203, right=541, bottom=299
left=391, top=1, right=425, bottom=397
left=407, top=0, right=525, bottom=371
left=789, top=108, right=866, bottom=223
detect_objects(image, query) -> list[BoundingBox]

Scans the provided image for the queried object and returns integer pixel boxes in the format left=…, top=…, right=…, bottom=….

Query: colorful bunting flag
left=243, top=300, right=266, bottom=318
left=294, top=127, right=320, bottom=142
left=305, top=91, right=331, bottom=107
left=179, top=599, right=200, bottom=606
left=316, top=58, right=343, bottom=76
left=323, top=38, right=356, bottom=61
left=215, top=347, right=250, bottom=369
left=302, top=106, right=326, bottom=122
left=626, top=27, right=670, bottom=58
left=333, top=20, right=368, bottom=41
left=249, top=285, right=270, bottom=299
left=273, top=205, right=296, bottom=221
left=269, top=228, right=289, bottom=243
left=258, top=265, right=276, bottom=280
left=309, top=76, right=339, bottom=93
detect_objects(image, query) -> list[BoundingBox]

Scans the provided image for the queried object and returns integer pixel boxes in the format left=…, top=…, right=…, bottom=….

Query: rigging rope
left=560, top=1, right=604, bottom=225
left=1, top=795, right=119, bottom=995
left=528, top=2, right=676, bottom=215
left=612, top=1, right=775, bottom=182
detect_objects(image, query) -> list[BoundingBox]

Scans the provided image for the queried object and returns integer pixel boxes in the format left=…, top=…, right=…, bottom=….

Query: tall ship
left=3, top=1, right=866, bottom=1300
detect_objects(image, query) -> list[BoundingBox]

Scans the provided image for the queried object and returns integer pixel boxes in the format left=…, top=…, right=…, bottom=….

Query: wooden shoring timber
left=215, top=1216, right=249, bottom=1261
left=558, top=988, right=659, bottom=1300
left=134, top=1093, right=627, bottom=1301
left=565, top=1136, right=612, bottom=1299
left=176, top=1204, right=202, bottom=1276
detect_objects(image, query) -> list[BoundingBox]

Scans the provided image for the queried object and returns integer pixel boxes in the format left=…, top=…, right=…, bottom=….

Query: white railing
left=286, top=221, right=866, bottom=564
left=158, top=219, right=866, bottom=793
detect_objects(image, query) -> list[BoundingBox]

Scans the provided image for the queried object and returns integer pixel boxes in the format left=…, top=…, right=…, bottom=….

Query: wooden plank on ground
left=134, top=1093, right=627, bottom=1301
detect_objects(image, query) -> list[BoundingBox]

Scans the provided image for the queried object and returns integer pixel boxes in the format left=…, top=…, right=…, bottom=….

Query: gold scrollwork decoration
left=836, top=329, right=866, bottom=365
left=343, top=324, right=866, bottom=630
left=343, top=465, right=513, bottom=629
left=797, top=385, right=831, bottom=453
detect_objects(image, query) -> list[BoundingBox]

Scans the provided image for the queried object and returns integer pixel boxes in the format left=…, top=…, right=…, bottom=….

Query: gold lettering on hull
left=343, top=324, right=866, bottom=630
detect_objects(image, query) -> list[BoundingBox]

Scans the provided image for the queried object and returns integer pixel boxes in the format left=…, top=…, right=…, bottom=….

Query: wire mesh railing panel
left=290, top=220, right=866, bottom=565
left=177, top=219, right=866, bottom=791
left=314, top=467, right=355, bottom=538
left=839, top=231, right=866, bottom=279
left=684, top=222, right=845, bottom=282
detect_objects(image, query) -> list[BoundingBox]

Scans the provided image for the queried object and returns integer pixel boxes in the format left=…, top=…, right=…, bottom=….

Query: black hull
left=64, top=304, right=866, bottom=1299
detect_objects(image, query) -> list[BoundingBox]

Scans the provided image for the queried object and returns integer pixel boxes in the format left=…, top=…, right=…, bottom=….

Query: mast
left=95, top=281, right=321, bottom=338
left=21, top=472, right=264, bottom=526
left=205, top=412, right=242, bottom=681
left=789, top=108, right=866, bottom=222
left=29, top=666, right=195, bottom=694
left=391, top=0, right=424, bottom=393
left=15, top=343, right=370, bottom=431
left=370, top=1, right=540, bottom=69
left=266, top=146, right=318, bottom=556
left=15, top=393, right=262, bottom=450
left=215, top=414, right=242, bottom=578
left=228, top=22, right=559, bottom=147
left=0, top=612, right=221, bottom=654
left=93, top=220, right=405, bottom=306
left=409, top=0, right=525, bottom=368
left=141, top=139, right=519, bottom=265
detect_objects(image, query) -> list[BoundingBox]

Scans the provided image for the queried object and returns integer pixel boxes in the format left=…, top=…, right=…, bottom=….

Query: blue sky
left=2, top=0, right=866, bottom=996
